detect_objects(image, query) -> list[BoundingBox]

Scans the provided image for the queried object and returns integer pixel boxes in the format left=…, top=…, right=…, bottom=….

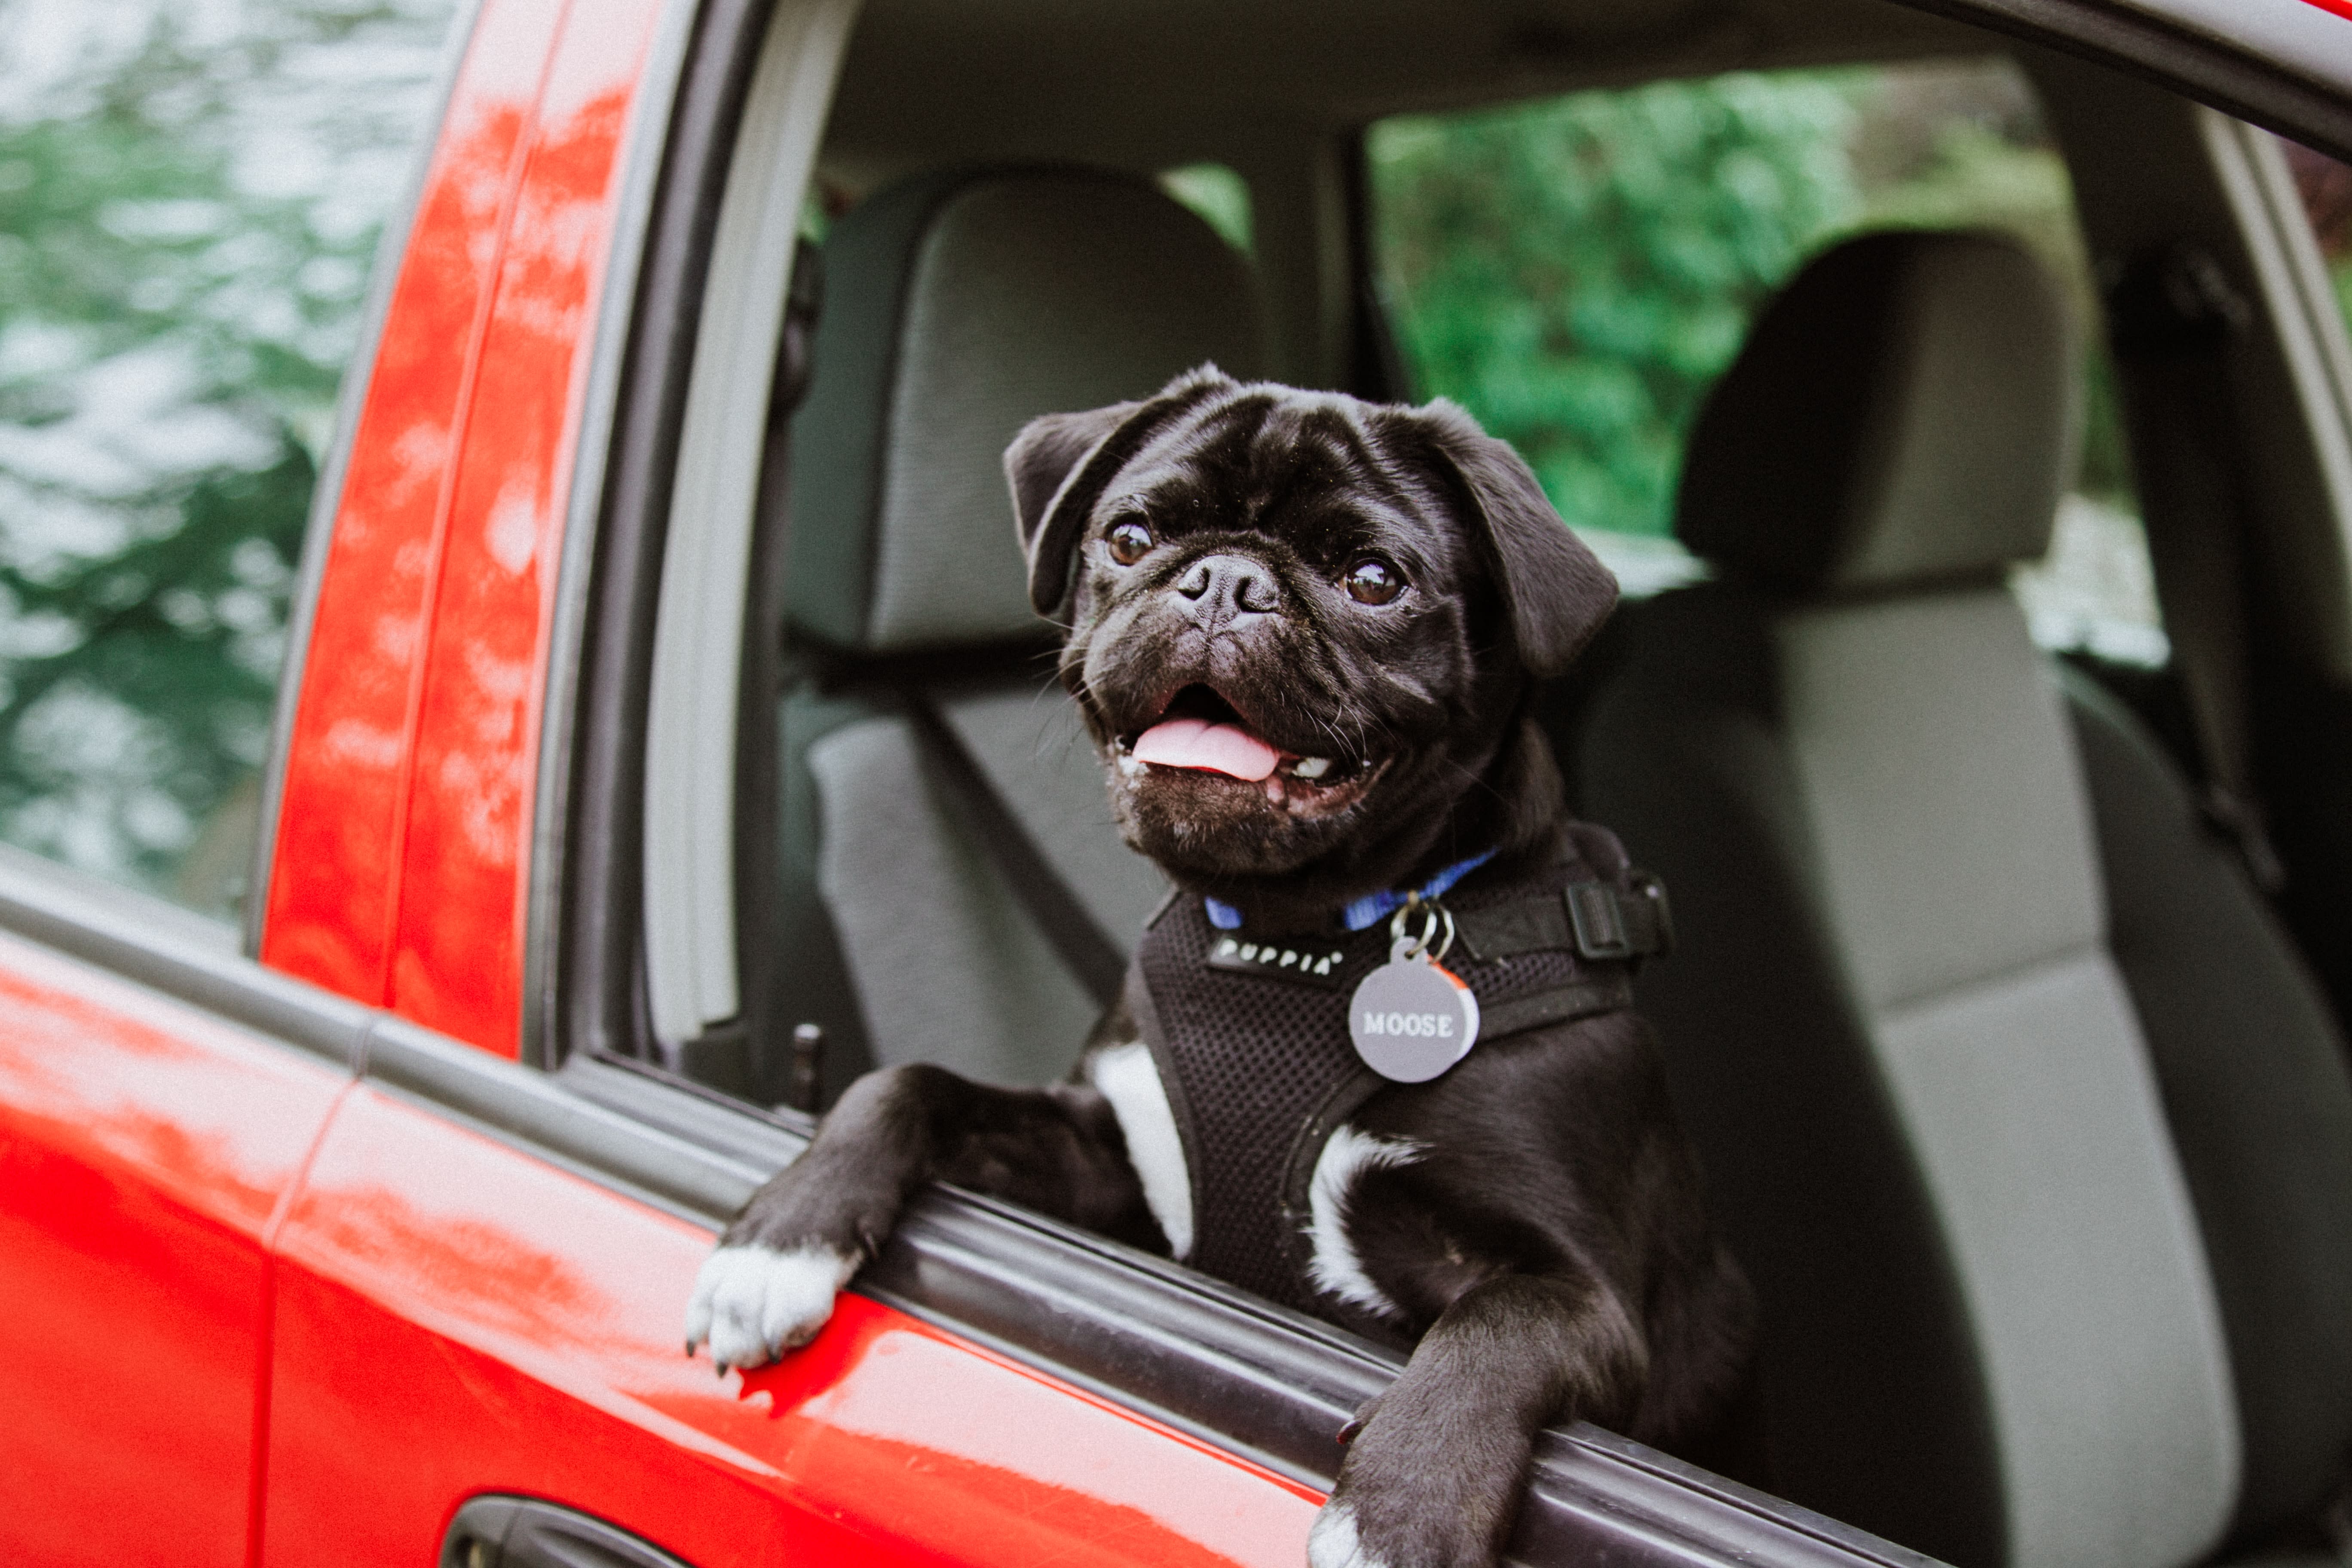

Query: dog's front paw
left=1307, top=1500, right=1394, bottom=1568
left=1310, top=1410, right=1524, bottom=1568
left=1308, top=1483, right=1507, bottom=1568
left=683, top=1243, right=858, bottom=1371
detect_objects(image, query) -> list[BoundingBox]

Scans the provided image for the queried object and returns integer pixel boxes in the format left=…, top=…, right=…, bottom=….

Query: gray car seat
left=771, top=166, right=1263, bottom=1093
left=1576, top=230, right=2352, bottom=1568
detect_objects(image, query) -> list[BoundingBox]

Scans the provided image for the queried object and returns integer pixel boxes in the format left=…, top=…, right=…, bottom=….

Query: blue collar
left=1203, top=849, right=1498, bottom=934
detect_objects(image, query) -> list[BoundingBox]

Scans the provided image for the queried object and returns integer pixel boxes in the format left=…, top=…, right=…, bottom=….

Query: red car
left=6, top=0, right=2352, bottom=1564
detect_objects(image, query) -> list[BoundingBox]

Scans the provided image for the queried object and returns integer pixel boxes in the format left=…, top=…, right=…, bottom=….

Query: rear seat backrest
left=1580, top=233, right=2245, bottom=1568
left=776, top=167, right=1263, bottom=1087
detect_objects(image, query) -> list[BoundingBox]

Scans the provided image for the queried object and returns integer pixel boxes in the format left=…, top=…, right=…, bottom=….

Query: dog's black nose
left=1173, top=554, right=1281, bottom=627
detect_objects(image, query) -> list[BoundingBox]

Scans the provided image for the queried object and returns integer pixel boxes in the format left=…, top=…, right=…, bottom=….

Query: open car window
left=1366, top=56, right=2166, bottom=668
left=558, top=2, right=2352, bottom=1561
left=2286, top=141, right=2352, bottom=338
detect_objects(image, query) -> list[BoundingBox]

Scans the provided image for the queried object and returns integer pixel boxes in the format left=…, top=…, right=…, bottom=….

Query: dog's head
left=1007, top=367, right=1617, bottom=919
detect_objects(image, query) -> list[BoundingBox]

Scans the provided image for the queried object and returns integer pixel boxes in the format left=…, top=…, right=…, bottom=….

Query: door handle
left=440, top=1495, right=695, bottom=1568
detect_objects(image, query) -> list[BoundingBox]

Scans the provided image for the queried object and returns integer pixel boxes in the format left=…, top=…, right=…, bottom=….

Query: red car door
left=0, top=882, right=351, bottom=1568
left=243, top=0, right=1325, bottom=1559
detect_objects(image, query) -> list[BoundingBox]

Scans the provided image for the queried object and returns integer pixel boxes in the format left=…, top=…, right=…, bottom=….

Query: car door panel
left=0, top=918, right=349, bottom=1568
left=387, top=0, right=674, bottom=1052
left=262, top=1076, right=1322, bottom=1567
left=260, top=0, right=570, bottom=1014
left=260, top=0, right=672, bottom=1054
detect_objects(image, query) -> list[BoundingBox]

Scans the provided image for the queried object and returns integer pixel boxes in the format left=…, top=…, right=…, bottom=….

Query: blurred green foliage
left=1370, top=60, right=2132, bottom=538
left=1159, top=162, right=1254, bottom=256
left=0, top=0, right=446, bottom=914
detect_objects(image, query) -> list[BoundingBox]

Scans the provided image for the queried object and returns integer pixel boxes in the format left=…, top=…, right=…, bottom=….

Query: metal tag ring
left=1387, top=898, right=1456, bottom=963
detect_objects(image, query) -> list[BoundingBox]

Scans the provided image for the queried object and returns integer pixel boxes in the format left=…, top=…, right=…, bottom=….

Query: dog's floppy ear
left=1007, top=364, right=1235, bottom=620
left=1411, top=399, right=1618, bottom=678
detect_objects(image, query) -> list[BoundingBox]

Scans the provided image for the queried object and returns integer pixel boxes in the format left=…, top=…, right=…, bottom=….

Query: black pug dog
left=686, top=367, right=1752, bottom=1568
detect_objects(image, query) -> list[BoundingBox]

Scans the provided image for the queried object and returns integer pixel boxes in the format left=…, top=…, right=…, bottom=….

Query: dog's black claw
left=1337, top=1415, right=1365, bottom=1446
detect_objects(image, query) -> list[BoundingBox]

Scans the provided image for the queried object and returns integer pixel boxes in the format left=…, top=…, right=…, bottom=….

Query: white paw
left=1306, top=1501, right=1389, bottom=1568
left=683, top=1243, right=857, bottom=1370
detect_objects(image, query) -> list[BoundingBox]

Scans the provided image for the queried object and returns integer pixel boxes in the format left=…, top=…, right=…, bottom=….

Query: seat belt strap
left=2110, top=243, right=2288, bottom=896
left=900, top=688, right=1128, bottom=1009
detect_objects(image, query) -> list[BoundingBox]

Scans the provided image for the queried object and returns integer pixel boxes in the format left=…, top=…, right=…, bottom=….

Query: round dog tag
left=1349, top=935, right=1481, bottom=1083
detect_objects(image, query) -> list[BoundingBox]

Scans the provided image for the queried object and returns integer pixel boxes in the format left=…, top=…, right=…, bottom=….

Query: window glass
left=1160, top=162, right=1253, bottom=256
left=2283, top=141, right=2352, bottom=340
left=1366, top=58, right=2164, bottom=665
left=0, top=0, right=456, bottom=919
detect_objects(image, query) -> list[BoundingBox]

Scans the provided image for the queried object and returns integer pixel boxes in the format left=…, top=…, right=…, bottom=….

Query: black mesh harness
left=1125, top=825, right=1671, bottom=1314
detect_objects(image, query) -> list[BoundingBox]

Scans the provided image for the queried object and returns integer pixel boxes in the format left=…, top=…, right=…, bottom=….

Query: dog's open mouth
left=1114, top=686, right=1384, bottom=812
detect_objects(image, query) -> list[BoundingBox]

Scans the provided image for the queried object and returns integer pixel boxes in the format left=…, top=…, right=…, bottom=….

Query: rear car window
left=0, top=0, right=455, bottom=920
left=2285, top=141, right=2352, bottom=340
left=1366, top=57, right=2163, bottom=666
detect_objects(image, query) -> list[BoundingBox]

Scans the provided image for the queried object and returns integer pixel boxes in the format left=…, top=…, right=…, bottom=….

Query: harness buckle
left=1565, top=874, right=1674, bottom=964
left=1565, top=881, right=1633, bottom=960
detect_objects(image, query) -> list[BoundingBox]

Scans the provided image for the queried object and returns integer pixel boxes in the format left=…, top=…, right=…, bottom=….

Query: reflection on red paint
left=266, top=0, right=662, bottom=1056
left=763, top=1314, right=1320, bottom=1567
left=392, top=0, right=661, bottom=1050
left=0, top=931, right=346, bottom=1568
left=264, top=0, right=564, bottom=1008
left=266, top=1083, right=1321, bottom=1567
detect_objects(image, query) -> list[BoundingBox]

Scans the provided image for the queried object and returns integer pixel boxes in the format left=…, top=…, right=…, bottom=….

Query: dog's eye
left=1344, top=557, right=1404, bottom=605
left=1106, top=518, right=1155, bottom=566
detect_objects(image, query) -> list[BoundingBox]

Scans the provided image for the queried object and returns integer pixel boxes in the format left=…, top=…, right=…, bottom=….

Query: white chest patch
left=1088, top=1040, right=1193, bottom=1259
left=1305, top=1124, right=1425, bottom=1321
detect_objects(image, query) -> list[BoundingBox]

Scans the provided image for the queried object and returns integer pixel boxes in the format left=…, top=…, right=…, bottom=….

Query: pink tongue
left=1133, top=717, right=1282, bottom=781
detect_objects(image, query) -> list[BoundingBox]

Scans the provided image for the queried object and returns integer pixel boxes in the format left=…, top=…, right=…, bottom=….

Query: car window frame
left=428, top=0, right=2352, bottom=1555
left=1889, top=0, right=2352, bottom=162
left=549, top=3, right=2352, bottom=1081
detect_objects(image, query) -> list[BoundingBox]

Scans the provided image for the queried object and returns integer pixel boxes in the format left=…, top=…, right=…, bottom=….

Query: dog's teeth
left=1292, top=756, right=1332, bottom=780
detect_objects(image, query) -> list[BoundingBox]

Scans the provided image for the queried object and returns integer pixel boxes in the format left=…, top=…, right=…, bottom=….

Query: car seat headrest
left=784, top=165, right=1265, bottom=654
left=1676, top=229, right=2079, bottom=594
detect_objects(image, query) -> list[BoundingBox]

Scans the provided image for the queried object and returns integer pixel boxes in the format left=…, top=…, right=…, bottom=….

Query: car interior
left=614, top=1, right=2352, bottom=1565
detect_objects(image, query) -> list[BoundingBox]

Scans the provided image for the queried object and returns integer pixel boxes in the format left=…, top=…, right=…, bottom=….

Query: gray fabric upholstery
left=1574, top=582, right=2006, bottom=1568
left=774, top=167, right=1254, bottom=1085
left=785, top=167, right=1265, bottom=653
left=1873, top=949, right=2236, bottom=1568
left=811, top=681, right=1168, bottom=1083
left=1778, top=592, right=2102, bottom=1010
left=2064, top=668, right=2352, bottom=1543
left=1780, top=591, right=2240, bottom=1568
left=1570, top=230, right=2268, bottom=1568
left=1582, top=583, right=2242, bottom=1568
left=1677, top=231, right=2078, bottom=594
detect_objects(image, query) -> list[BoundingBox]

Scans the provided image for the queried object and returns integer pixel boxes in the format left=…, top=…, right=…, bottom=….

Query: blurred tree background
left=0, top=0, right=448, bottom=916
left=1368, top=59, right=2134, bottom=542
